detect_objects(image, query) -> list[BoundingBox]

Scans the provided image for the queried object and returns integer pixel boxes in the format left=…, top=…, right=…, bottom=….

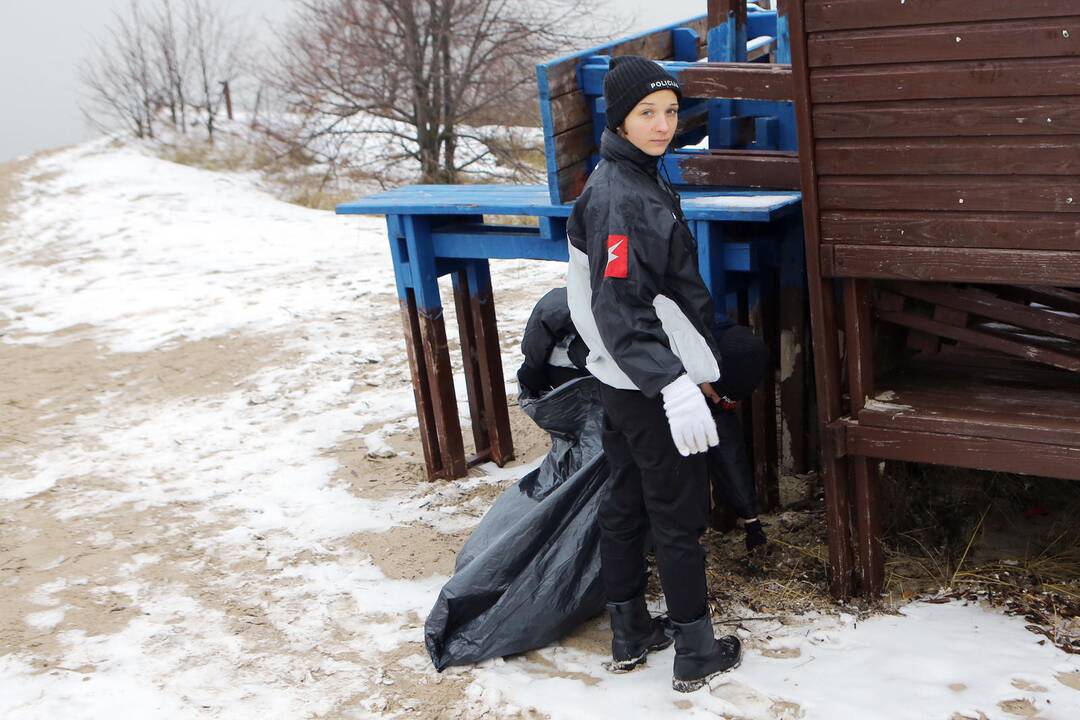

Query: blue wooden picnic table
left=336, top=183, right=802, bottom=481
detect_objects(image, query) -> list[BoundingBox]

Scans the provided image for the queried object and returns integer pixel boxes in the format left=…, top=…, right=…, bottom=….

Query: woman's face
left=618, top=89, right=679, bottom=157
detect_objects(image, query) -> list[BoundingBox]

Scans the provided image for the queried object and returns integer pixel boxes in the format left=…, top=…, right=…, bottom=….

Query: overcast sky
left=0, top=0, right=706, bottom=163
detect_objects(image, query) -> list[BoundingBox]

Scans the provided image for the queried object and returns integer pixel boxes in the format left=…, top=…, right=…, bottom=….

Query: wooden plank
left=809, top=16, right=1080, bottom=67
left=977, top=322, right=1080, bottom=358
left=874, top=304, right=1080, bottom=372
left=678, top=63, right=794, bottom=101
left=466, top=261, right=514, bottom=467
left=812, top=96, right=1080, bottom=139
left=557, top=158, right=589, bottom=206
left=994, top=285, right=1080, bottom=316
left=748, top=269, right=781, bottom=513
left=825, top=245, right=1080, bottom=286
left=933, top=304, right=969, bottom=332
left=818, top=176, right=1080, bottom=214
left=819, top=211, right=1080, bottom=251
left=789, top=0, right=855, bottom=600
left=843, top=278, right=882, bottom=596
left=886, top=281, right=1080, bottom=342
left=675, top=150, right=801, bottom=188
left=843, top=423, right=1080, bottom=482
left=858, top=402, right=1080, bottom=447
left=804, top=0, right=1078, bottom=33
left=549, top=91, right=591, bottom=134
left=812, top=58, right=1080, bottom=104
left=815, top=137, right=1080, bottom=176
left=844, top=279, right=875, bottom=410
left=778, top=218, right=809, bottom=474
left=417, top=307, right=469, bottom=478
left=877, top=384, right=1080, bottom=424
left=553, top=123, right=595, bottom=172
left=400, top=295, right=441, bottom=480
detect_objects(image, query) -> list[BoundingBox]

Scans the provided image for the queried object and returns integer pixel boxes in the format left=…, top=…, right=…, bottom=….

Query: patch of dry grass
left=881, top=462, right=1080, bottom=653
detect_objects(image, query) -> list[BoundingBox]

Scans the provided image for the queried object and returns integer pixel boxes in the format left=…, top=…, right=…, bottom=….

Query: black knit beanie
left=603, top=55, right=682, bottom=131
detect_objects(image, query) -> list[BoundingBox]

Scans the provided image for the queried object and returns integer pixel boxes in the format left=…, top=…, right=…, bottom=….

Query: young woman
left=565, top=56, right=743, bottom=692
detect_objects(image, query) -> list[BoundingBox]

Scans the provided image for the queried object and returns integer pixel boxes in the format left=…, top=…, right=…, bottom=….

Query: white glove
left=660, top=374, right=719, bottom=457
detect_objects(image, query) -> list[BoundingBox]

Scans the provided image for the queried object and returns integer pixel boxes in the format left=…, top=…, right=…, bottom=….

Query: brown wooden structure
left=789, top=0, right=1080, bottom=597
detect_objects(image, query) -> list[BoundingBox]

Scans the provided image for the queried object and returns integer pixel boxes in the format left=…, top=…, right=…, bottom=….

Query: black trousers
left=597, top=384, right=710, bottom=624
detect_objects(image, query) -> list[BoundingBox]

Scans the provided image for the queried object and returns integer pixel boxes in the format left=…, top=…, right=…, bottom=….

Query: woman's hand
left=699, top=382, right=721, bottom=405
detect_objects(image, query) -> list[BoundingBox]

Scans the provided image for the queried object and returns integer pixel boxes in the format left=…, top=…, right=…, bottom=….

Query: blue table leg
left=696, top=220, right=728, bottom=329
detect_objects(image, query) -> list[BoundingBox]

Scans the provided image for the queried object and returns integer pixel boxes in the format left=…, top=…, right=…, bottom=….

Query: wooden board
left=804, top=0, right=1078, bottom=33
left=815, top=137, right=1080, bottom=176
left=822, top=245, right=1080, bottom=286
left=809, top=16, right=1080, bottom=67
left=553, top=123, right=595, bottom=172
left=679, top=63, right=794, bottom=101
left=818, top=176, right=1080, bottom=214
left=883, top=281, right=1080, bottom=342
left=788, top=0, right=856, bottom=600
left=995, top=285, right=1080, bottom=316
left=843, top=423, right=1080, bottom=481
left=812, top=58, right=1080, bottom=104
left=557, top=160, right=589, bottom=210
left=859, top=402, right=1080, bottom=447
left=819, top=211, right=1080, bottom=251
left=549, top=91, right=591, bottom=133
left=812, top=96, right=1080, bottom=139
left=873, top=303, right=1080, bottom=372
left=676, top=150, right=801, bottom=188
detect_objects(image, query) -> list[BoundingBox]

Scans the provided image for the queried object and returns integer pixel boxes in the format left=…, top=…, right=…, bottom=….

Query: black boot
left=744, top=518, right=768, bottom=553
left=603, top=596, right=673, bottom=673
left=671, top=614, right=742, bottom=692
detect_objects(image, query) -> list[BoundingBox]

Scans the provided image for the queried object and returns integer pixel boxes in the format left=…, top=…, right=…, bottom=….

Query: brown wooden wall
left=798, top=0, right=1080, bottom=283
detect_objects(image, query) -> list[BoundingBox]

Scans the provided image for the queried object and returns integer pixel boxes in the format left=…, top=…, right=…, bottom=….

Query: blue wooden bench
left=337, top=2, right=806, bottom=496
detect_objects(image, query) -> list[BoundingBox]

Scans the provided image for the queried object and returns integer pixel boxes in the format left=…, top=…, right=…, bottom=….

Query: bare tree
left=150, top=0, right=189, bottom=133
left=80, top=0, right=248, bottom=142
left=184, top=0, right=246, bottom=142
left=269, top=0, right=615, bottom=184
left=80, top=1, right=159, bottom=139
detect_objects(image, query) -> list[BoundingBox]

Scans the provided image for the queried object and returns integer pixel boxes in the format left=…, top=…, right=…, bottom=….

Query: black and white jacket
left=566, top=129, right=722, bottom=398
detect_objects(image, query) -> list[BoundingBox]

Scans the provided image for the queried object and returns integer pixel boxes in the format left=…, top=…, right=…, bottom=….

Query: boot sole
left=670, top=650, right=743, bottom=693
left=602, top=637, right=674, bottom=674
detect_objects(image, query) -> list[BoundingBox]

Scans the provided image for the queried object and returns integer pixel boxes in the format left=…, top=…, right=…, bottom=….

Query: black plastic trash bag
left=425, top=376, right=608, bottom=671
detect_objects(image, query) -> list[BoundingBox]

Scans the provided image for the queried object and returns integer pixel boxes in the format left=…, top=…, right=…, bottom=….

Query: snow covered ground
left=0, top=141, right=1078, bottom=719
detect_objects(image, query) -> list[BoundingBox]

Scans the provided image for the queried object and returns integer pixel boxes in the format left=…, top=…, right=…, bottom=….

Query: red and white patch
left=604, top=234, right=629, bottom=278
